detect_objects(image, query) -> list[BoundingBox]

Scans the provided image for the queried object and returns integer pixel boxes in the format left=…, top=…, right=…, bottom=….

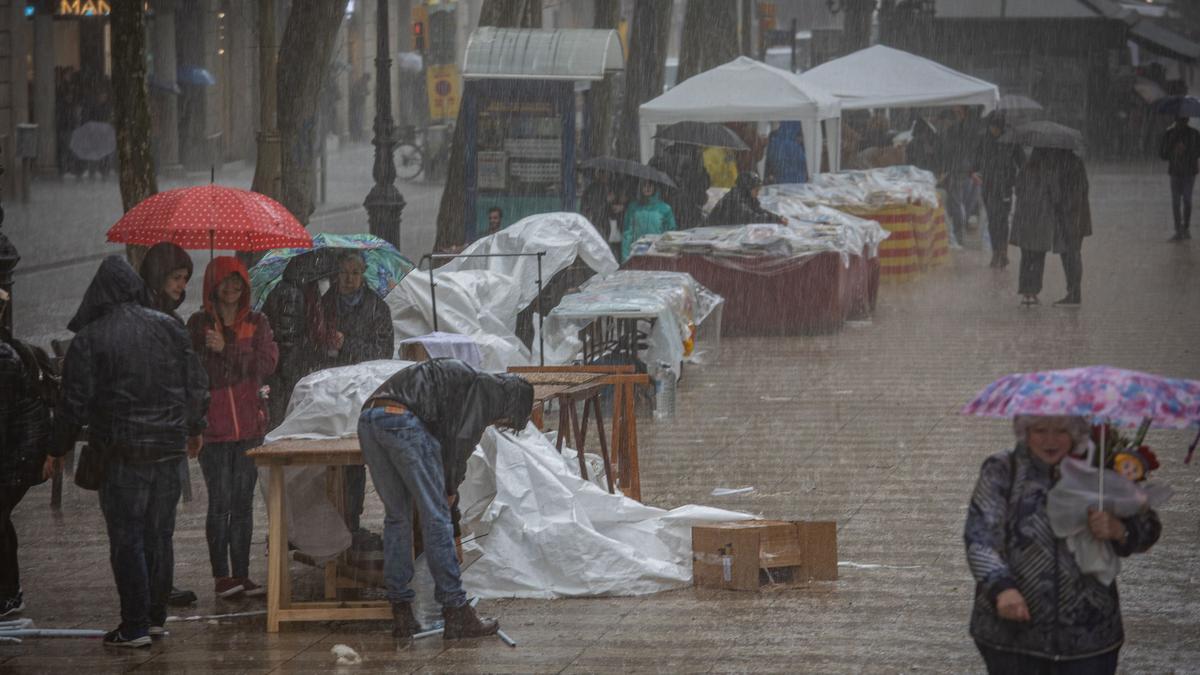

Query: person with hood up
left=965, top=415, right=1161, bottom=673
left=1010, top=148, right=1092, bottom=306
left=973, top=113, right=1025, bottom=268
left=320, top=251, right=395, bottom=549
left=186, top=257, right=279, bottom=599
left=765, top=121, right=809, bottom=185
left=0, top=289, right=52, bottom=619
left=707, top=171, right=787, bottom=227
left=45, top=256, right=210, bottom=648
left=262, top=250, right=335, bottom=426
left=139, top=241, right=193, bottom=322
left=621, top=180, right=677, bottom=262
left=358, top=359, right=532, bottom=644
left=1159, top=116, right=1200, bottom=241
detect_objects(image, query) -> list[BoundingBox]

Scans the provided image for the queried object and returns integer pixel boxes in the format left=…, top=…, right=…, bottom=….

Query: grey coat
left=965, top=445, right=1160, bottom=660
left=1009, top=149, right=1092, bottom=253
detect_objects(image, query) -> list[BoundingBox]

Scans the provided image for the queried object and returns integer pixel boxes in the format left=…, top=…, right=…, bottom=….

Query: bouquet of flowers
left=1089, top=419, right=1160, bottom=482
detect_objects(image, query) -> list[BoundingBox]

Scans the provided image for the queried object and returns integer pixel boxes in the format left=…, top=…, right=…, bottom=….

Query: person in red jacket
left=186, top=257, right=279, bottom=599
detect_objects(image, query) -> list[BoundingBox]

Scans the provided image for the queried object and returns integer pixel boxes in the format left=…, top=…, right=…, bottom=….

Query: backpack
left=3, top=332, right=61, bottom=412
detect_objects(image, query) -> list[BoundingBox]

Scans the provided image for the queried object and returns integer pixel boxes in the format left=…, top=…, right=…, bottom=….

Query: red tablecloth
left=623, top=249, right=879, bottom=336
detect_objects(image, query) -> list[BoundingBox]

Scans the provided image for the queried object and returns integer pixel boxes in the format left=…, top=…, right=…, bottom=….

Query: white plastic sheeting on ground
left=457, top=426, right=752, bottom=598
left=546, top=271, right=724, bottom=377
left=263, top=361, right=753, bottom=596
left=387, top=212, right=618, bottom=370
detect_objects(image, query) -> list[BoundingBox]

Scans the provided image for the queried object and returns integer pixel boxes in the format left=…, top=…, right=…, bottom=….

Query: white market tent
left=798, top=45, right=1000, bottom=112
left=638, top=56, right=843, bottom=177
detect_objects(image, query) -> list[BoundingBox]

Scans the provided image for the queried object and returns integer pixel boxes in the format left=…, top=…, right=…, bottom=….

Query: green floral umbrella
left=249, top=233, right=415, bottom=311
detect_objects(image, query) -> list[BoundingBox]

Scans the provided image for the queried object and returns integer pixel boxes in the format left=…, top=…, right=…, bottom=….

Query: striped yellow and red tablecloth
left=842, top=202, right=948, bottom=282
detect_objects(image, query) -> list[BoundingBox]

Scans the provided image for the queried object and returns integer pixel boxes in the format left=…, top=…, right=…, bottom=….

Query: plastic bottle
left=720, top=545, right=733, bottom=583
left=654, top=362, right=676, bottom=420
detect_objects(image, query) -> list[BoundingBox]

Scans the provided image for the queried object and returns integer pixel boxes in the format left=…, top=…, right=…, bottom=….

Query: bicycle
left=395, top=123, right=453, bottom=181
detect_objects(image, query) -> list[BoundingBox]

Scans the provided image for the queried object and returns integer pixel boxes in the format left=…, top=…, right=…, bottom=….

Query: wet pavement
left=3, top=161, right=1198, bottom=673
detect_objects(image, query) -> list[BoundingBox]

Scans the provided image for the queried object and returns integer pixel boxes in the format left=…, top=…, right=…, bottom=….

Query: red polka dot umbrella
left=105, top=185, right=313, bottom=252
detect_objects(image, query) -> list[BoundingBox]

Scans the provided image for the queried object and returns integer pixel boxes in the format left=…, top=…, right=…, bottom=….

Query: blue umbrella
left=1151, top=95, right=1200, bottom=117
left=177, top=65, right=216, bottom=87
left=249, top=233, right=415, bottom=311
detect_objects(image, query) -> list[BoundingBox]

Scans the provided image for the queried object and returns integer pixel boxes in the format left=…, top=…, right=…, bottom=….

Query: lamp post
left=364, top=0, right=405, bottom=248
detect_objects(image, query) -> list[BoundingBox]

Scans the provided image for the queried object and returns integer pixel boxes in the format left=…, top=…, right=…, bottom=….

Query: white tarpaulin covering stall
left=638, top=56, right=842, bottom=177
left=797, top=45, right=1000, bottom=112
left=387, top=212, right=618, bottom=370
left=264, top=361, right=752, bottom=599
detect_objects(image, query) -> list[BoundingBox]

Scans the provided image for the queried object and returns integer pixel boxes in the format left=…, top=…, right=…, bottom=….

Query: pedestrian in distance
left=46, top=256, right=210, bottom=648
left=965, top=415, right=1161, bottom=674
left=486, top=206, right=504, bottom=235
left=650, top=143, right=710, bottom=229
left=0, top=289, right=54, bottom=620
left=356, top=359, right=533, bottom=644
left=764, top=121, right=809, bottom=185
left=621, top=179, right=678, bottom=262
left=1010, top=148, right=1092, bottom=306
left=320, top=251, right=394, bottom=550
left=974, top=113, right=1025, bottom=268
left=579, top=171, right=629, bottom=261
left=1158, top=116, right=1200, bottom=241
left=186, top=257, right=278, bottom=600
left=706, top=171, right=787, bottom=228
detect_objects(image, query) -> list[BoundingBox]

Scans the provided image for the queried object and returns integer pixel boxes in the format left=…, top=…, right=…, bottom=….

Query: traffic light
left=413, top=20, right=425, bottom=52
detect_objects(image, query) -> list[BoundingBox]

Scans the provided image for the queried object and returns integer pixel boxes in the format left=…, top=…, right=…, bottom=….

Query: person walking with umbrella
left=621, top=180, right=677, bottom=262
left=974, top=113, right=1024, bottom=268
left=1009, top=132, right=1091, bottom=306
left=186, top=256, right=278, bottom=599
left=964, top=415, right=1161, bottom=674
left=1158, top=116, right=1200, bottom=241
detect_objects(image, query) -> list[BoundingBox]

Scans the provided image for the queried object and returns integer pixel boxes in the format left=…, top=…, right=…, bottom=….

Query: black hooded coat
left=364, top=359, right=534, bottom=493
left=51, top=256, right=210, bottom=462
left=0, top=333, right=52, bottom=487
left=707, top=174, right=782, bottom=227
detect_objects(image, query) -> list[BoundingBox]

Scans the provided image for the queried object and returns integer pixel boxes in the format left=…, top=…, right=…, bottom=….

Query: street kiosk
left=460, top=27, right=624, bottom=241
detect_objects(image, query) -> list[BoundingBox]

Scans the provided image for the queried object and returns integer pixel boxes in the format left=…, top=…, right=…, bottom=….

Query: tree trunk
left=587, top=0, right=620, bottom=159
left=677, top=0, right=738, bottom=84
left=615, top=0, right=671, bottom=160
left=110, top=0, right=159, bottom=267
left=434, top=0, right=540, bottom=251
left=276, top=0, right=350, bottom=225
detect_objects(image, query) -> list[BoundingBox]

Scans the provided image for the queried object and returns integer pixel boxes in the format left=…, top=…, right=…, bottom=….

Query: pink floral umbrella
left=962, top=366, right=1200, bottom=503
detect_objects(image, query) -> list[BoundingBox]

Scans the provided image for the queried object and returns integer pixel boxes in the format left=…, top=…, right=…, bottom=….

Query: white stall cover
left=638, top=56, right=842, bottom=178
left=798, top=45, right=999, bottom=112
left=387, top=212, right=618, bottom=370
left=264, top=361, right=753, bottom=597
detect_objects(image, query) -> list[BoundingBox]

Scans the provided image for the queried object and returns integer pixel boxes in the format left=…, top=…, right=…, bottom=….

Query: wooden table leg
left=611, top=383, right=625, bottom=489
left=623, top=382, right=642, bottom=502
left=590, top=396, right=614, bottom=493
left=266, top=464, right=287, bottom=632
left=568, top=400, right=589, bottom=481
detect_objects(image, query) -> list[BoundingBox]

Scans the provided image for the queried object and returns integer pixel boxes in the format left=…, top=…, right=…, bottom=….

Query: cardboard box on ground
left=692, top=520, right=837, bottom=591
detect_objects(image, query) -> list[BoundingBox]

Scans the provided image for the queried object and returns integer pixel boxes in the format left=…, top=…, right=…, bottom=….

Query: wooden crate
left=692, top=520, right=837, bottom=591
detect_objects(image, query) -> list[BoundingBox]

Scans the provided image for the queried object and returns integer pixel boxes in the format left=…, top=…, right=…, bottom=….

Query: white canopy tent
left=638, top=56, right=843, bottom=178
left=797, top=45, right=1000, bottom=112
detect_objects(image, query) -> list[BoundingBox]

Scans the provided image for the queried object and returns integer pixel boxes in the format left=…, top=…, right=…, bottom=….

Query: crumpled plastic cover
left=264, top=361, right=754, bottom=595
left=387, top=212, right=618, bottom=371
left=458, top=425, right=753, bottom=598
left=1046, top=456, right=1173, bottom=586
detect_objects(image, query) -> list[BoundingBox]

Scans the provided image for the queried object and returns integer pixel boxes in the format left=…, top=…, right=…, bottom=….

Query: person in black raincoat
left=261, top=250, right=335, bottom=427
left=0, top=290, right=53, bottom=619
left=320, top=251, right=395, bottom=549
left=1010, top=148, right=1092, bottom=306
left=1159, top=117, right=1200, bottom=241
left=974, top=113, right=1025, bottom=268
left=707, top=171, right=786, bottom=227
left=47, top=255, right=210, bottom=647
left=650, top=143, right=710, bottom=229
left=357, top=359, right=533, bottom=643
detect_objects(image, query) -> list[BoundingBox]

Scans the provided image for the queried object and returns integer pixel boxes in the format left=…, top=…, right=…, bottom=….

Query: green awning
left=463, top=27, right=624, bottom=81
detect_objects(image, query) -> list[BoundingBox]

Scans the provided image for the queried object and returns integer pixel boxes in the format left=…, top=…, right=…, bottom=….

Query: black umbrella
left=999, top=120, right=1085, bottom=155
left=578, top=156, right=677, bottom=188
left=654, top=121, right=749, bottom=150
left=1151, top=95, right=1200, bottom=118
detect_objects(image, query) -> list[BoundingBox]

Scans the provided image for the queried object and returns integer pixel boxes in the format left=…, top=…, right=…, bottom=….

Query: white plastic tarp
left=638, top=56, right=842, bottom=178
left=387, top=212, right=618, bottom=370
left=797, top=45, right=1000, bottom=112
left=263, top=361, right=754, bottom=596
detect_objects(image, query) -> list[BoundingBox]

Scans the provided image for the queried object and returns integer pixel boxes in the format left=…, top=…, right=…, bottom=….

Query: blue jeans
left=1170, top=173, right=1195, bottom=232
left=98, top=458, right=182, bottom=635
left=357, top=407, right=466, bottom=608
left=198, top=439, right=260, bottom=578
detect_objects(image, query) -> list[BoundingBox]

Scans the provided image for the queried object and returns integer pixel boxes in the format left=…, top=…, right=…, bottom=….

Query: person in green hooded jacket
left=622, top=180, right=677, bottom=261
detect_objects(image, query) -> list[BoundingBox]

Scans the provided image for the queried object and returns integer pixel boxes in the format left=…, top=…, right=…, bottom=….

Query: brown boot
left=442, top=602, right=499, bottom=640
left=391, top=602, right=421, bottom=640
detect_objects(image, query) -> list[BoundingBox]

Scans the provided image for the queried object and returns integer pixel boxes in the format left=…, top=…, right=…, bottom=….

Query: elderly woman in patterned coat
left=964, top=415, right=1161, bottom=674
